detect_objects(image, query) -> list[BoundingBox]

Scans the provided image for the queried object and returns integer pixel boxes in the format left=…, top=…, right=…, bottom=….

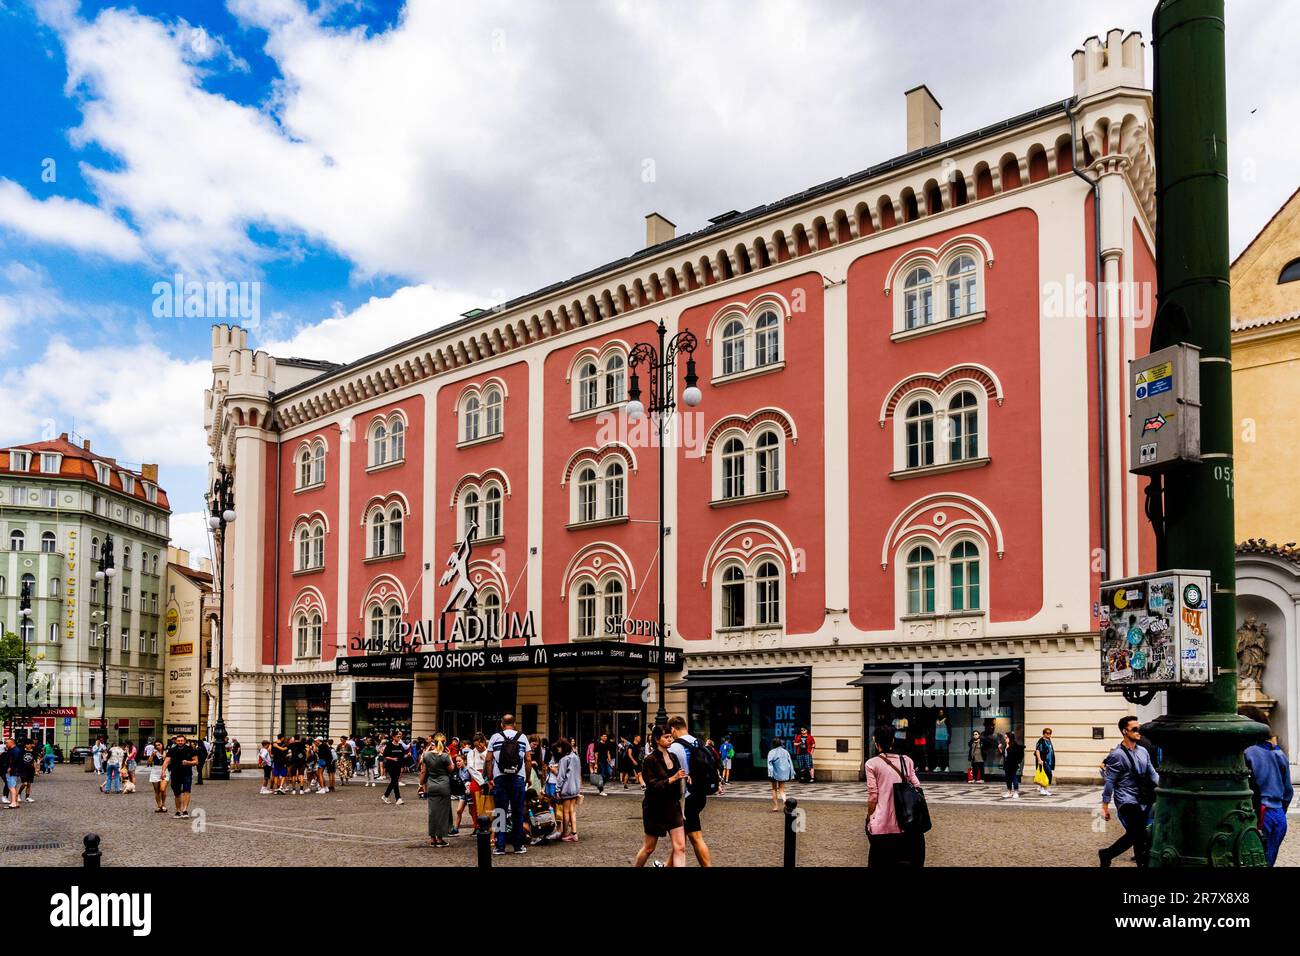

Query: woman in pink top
left=865, top=726, right=926, bottom=867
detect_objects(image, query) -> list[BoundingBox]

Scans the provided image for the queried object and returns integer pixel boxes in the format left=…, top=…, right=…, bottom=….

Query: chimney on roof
left=905, top=85, right=942, bottom=152
left=645, top=212, right=676, bottom=248
left=59, top=432, right=69, bottom=442
left=82, top=439, right=91, bottom=452
left=142, top=463, right=158, bottom=482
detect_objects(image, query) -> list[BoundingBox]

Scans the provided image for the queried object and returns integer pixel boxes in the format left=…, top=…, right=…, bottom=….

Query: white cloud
left=0, top=337, right=208, bottom=469
left=168, top=511, right=214, bottom=569
left=0, top=178, right=144, bottom=262
left=258, top=283, right=482, bottom=363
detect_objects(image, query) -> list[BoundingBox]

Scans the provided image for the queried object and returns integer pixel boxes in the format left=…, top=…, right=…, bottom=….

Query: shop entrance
left=283, top=683, right=332, bottom=740
left=676, top=668, right=811, bottom=780
left=549, top=671, right=648, bottom=752
left=439, top=675, right=517, bottom=742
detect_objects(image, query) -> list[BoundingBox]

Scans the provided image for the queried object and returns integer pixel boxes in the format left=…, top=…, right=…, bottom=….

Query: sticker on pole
left=1134, top=361, right=1173, bottom=400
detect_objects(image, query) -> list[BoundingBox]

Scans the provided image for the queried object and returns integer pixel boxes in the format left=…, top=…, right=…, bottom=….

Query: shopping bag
left=1033, top=766, right=1049, bottom=788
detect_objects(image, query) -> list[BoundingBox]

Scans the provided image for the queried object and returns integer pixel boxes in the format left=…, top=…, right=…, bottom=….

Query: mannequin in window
left=891, top=715, right=910, bottom=762
left=933, top=712, right=950, bottom=773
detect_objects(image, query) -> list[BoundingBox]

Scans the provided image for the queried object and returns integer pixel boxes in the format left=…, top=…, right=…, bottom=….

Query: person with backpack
left=668, top=715, right=718, bottom=867
left=1098, top=715, right=1160, bottom=867
left=865, top=725, right=926, bottom=867
left=719, top=736, right=735, bottom=785
left=485, top=713, right=532, bottom=856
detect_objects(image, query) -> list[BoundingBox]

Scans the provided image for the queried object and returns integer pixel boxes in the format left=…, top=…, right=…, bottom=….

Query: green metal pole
left=1146, top=0, right=1267, bottom=867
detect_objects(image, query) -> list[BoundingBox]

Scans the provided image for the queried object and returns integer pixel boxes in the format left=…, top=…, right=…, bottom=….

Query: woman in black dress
left=633, top=724, right=687, bottom=867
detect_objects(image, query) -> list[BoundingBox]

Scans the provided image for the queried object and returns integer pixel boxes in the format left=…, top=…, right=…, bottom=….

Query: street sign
left=1129, top=343, right=1201, bottom=474
left=1100, top=569, right=1212, bottom=688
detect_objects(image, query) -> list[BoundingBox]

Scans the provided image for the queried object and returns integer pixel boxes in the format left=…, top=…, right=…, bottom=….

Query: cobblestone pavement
left=2, top=768, right=1296, bottom=867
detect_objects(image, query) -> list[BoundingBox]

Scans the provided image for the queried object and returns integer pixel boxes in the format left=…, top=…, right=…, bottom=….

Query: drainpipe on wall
left=1067, top=99, right=1111, bottom=580
left=268, top=401, right=281, bottom=741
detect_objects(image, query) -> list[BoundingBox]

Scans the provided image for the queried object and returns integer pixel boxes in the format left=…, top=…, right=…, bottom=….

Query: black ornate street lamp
left=207, top=465, right=237, bottom=780
left=17, top=578, right=32, bottom=732
left=625, top=320, right=701, bottom=726
left=93, top=534, right=115, bottom=739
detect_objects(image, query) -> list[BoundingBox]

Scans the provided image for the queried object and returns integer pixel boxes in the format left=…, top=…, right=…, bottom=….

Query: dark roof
left=1237, top=539, right=1300, bottom=566
left=277, top=357, right=343, bottom=372
left=275, top=96, right=1075, bottom=401
left=168, top=562, right=214, bottom=586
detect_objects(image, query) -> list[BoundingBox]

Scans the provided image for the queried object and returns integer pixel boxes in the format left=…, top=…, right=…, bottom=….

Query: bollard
left=83, top=833, right=102, bottom=868
left=783, top=798, right=798, bottom=868
left=476, top=814, right=492, bottom=868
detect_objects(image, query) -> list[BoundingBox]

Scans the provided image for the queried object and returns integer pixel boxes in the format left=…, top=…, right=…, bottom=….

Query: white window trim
left=710, top=426, right=788, bottom=504
left=711, top=555, right=786, bottom=636
left=567, top=454, right=630, bottom=526
left=708, top=304, right=788, bottom=383
left=568, top=343, right=630, bottom=417
left=888, top=246, right=989, bottom=337
left=568, top=572, right=626, bottom=641
left=890, top=382, right=990, bottom=473
left=893, top=535, right=987, bottom=621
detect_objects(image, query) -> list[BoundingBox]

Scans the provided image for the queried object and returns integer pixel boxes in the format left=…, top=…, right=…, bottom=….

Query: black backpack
left=496, top=730, right=522, bottom=775
left=678, top=737, right=721, bottom=795
left=1120, top=746, right=1157, bottom=808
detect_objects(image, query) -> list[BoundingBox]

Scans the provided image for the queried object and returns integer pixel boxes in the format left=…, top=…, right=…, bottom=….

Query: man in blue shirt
left=485, top=714, right=532, bottom=856
left=1099, top=715, right=1159, bottom=867
left=1242, top=708, right=1293, bottom=867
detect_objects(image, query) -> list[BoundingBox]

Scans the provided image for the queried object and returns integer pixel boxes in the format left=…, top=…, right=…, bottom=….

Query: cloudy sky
left=0, top=0, right=1296, bottom=563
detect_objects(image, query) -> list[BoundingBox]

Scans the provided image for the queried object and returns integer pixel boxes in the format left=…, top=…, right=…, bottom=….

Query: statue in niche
left=1236, top=613, right=1269, bottom=689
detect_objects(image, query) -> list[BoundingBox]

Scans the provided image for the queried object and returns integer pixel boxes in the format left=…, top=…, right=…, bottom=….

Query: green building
left=0, top=434, right=171, bottom=751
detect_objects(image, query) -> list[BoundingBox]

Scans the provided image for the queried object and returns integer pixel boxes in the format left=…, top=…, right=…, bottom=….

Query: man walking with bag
left=486, top=714, right=532, bottom=856
left=1098, top=716, right=1160, bottom=867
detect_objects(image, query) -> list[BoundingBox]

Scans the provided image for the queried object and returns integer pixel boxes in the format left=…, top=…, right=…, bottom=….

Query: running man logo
left=1181, top=607, right=1204, bottom=637
left=49, top=887, right=152, bottom=936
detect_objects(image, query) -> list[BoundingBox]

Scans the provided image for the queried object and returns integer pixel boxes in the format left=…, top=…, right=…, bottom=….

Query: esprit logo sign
left=49, top=887, right=152, bottom=936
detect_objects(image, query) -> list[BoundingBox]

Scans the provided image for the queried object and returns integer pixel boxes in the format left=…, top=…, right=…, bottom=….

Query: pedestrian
left=149, top=745, right=168, bottom=813
left=668, top=715, right=717, bottom=867
left=270, top=734, right=289, bottom=793
left=360, top=736, right=378, bottom=786
left=316, top=737, right=335, bottom=793
left=793, top=726, right=816, bottom=783
left=336, top=736, right=353, bottom=785
left=585, top=737, right=605, bottom=796
left=194, top=735, right=207, bottom=785
left=1241, top=706, right=1293, bottom=867
left=485, top=714, right=531, bottom=856
left=1034, top=728, right=1055, bottom=796
left=554, top=738, right=583, bottom=842
left=231, top=739, right=241, bottom=772
left=16, top=740, right=37, bottom=802
left=596, top=732, right=617, bottom=790
left=719, top=735, right=735, bottom=786
left=467, top=733, right=493, bottom=821
left=968, top=730, right=985, bottom=783
left=766, top=736, right=795, bottom=811
left=1001, top=731, right=1024, bottom=800
left=258, top=740, right=273, bottom=794
left=865, top=726, right=926, bottom=868
left=1, top=736, right=19, bottom=809
left=1098, top=716, right=1160, bottom=867
left=381, top=731, right=406, bottom=805
left=104, top=740, right=124, bottom=794
left=418, top=735, right=454, bottom=848
left=92, top=737, right=104, bottom=775
left=634, top=724, right=687, bottom=867
left=42, top=740, right=55, bottom=775
left=162, top=734, right=199, bottom=818
left=451, top=752, right=475, bottom=832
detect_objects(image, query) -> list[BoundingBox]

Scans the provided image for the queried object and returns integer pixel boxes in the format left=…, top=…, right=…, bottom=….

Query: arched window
left=721, top=565, right=745, bottom=628
left=604, top=354, right=625, bottom=406
left=152, top=554, right=159, bottom=575
left=948, top=391, right=980, bottom=461
left=370, top=510, right=387, bottom=557
left=389, top=506, right=404, bottom=554
left=21, top=573, right=36, bottom=597
left=903, top=266, right=934, bottom=329
left=463, top=395, right=482, bottom=442
left=312, top=443, right=325, bottom=484
left=311, top=523, right=325, bottom=568
left=463, top=489, right=481, bottom=538
left=298, top=448, right=312, bottom=487
left=603, top=577, right=624, bottom=626
left=19, top=615, right=34, bottom=644
left=1280, top=257, right=1300, bottom=284
left=755, top=430, right=780, bottom=494
left=721, top=437, right=745, bottom=499
left=721, top=319, right=746, bottom=375
left=576, top=581, right=597, bottom=639
left=386, top=601, right=403, bottom=640
left=8, top=530, right=22, bottom=551
left=481, top=588, right=501, bottom=640
left=577, top=467, right=598, bottom=523
left=946, top=254, right=979, bottom=317
left=372, top=422, right=389, bottom=466
left=41, top=531, right=56, bottom=553
left=483, top=388, right=503, bottom=436
left=950, top=540, right=981, bottom=611
left=297, top=527, right=311, bottom=570
left=484, top=484, right=503, bottom=538
left=310, top=613, right=323, bottom=656
left=755, top=560, right=781, bottom=625
left=604, top=461, right=625, bottom=518
left=755, top=309, right=780, bottom=366
left=906, top=545, right=936, bottom=614
left=296, top=614, right=310, bottom=657
left=905, top=399, right=936, bottom=468
left=123, top=544, right=131, bottom=568
left=369, top=605, right=386, bottom=642
left=48, top=622, right=59, bottom=643
left=0, top=575, right=5, bottom=595
left=578, top=362, right=599, bottom=411
left=389, top=419, right=406, bottom=461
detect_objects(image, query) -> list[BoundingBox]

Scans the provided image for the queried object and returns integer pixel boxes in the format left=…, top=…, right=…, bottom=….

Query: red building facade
left=206, top=31, right=1158, bottom=780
